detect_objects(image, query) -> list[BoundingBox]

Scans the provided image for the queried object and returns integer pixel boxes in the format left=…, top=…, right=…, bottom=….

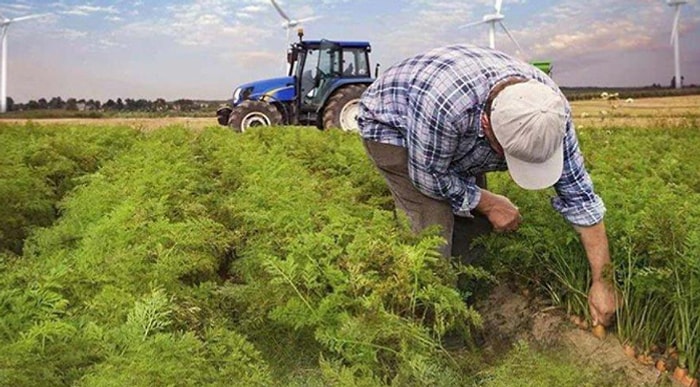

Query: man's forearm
left=574, top=221, right=611, bottom=282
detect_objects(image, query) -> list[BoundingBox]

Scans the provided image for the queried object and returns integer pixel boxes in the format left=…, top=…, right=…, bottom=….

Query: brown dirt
left=476, top=284, right=670, bottom=386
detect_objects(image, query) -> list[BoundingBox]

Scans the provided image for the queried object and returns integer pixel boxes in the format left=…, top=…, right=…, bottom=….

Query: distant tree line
left=4, top=97, right=222, bottom=112
left=5, top=83, right=699, bottom=112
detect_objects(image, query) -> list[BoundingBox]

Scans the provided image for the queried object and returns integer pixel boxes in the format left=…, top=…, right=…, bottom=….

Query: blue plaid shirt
left=358, top=45, right=605, bottom=227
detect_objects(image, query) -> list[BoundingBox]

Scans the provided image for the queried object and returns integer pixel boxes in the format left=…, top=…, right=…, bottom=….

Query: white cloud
left=60, top=5, right=119, bottom=16
left=5, top=6, right=30, bottom=12
left=96, top=36, right=123, bottom=48
left=55, top=27, right=88, bottom=40
left=239, top=5, right=266, bottom=13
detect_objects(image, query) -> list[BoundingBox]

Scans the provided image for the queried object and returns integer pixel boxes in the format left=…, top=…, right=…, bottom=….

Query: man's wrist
left=591, top=261, right=613, bottom=283
left=475, top=189, right=494, bottom=214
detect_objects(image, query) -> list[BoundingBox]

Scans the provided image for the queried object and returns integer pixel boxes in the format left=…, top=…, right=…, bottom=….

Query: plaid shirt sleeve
left=551, top=118, right=606, bottom=226
left=404, top=74, right=481, bottom=217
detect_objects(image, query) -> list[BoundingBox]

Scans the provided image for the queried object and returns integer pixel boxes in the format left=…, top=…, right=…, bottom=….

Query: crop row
left=0, top=124, right=479, bottom=385
left=479, top=121, right=700, bottom=381
left=1, top=120, right=698, bottom=385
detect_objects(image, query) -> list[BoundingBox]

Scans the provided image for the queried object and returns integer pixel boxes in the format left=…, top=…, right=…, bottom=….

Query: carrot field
left=0, top=96, right=698, bottom=386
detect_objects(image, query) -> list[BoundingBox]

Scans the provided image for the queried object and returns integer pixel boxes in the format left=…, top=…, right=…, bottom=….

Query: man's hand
left=588, top=280, right=618, bottom=327
left=476, top=190, right=522, bottom=232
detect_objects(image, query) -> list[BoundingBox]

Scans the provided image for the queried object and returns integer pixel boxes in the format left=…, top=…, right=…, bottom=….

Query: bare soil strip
left=478, top=284, right=663, bottom=386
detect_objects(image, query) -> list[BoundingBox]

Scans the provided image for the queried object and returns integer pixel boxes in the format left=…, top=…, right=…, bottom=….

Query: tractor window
left=317, top=45, right=341, bottom=78
left=342, top=48, right=370, bottom=77
left=308, top=41, right=342, bottom=104
left=299, top=48, right=318, bottom=99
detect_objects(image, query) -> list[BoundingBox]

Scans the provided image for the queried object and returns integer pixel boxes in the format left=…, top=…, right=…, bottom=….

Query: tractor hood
left=232, top=76, right=295, bottom=105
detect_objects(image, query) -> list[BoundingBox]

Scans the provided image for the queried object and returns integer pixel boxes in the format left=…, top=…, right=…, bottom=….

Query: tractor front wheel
left=216, top=105, right=232, bottom=126
left=227, top=100, right=283, bottom=133
left=322, top=84, right=367, bottom=132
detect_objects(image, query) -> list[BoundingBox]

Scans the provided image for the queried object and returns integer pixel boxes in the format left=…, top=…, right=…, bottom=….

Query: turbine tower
left=0, top=12, right=50, bottom=113
left=269, top=0, right=320, bottom=43
left=668, top=0, right=687, bottom=89
left=459, top=0, right=524, bottom=55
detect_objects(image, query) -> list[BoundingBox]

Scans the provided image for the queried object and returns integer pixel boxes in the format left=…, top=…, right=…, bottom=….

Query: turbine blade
left=9, top=13, right=50, bottom=23
left=670, top=6, right=681, bottom=45
left=499, top=22, right=525, bottom=56
left=270, top=0, right=291, bottom=22
left=495, top=0, right=503, bottom=13
left=296, top=16, right=320, bottom=23
left=458, top=19, right=487, bottom=29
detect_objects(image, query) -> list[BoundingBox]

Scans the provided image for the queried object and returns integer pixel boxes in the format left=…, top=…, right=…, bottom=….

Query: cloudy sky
left=1, top=0, right=698, bottom=103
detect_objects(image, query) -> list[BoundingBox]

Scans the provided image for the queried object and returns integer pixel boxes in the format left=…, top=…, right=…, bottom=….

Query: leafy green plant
left=473, top=340, right=628, bottom=386
left=614, top=246, right=671, bottom=353
left=670, top=230, right=700, bottom=374
left=1, top=120, right=698, bottom=385
left=478, top=123, right=700, bottom=379
left=217, top=127, right=481, bottom=384
left=0, top=123, right=138, bottom=253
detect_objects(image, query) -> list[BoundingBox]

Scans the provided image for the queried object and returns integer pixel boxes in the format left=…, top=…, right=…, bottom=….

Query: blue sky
left=1, top=0, right=699, bottom=103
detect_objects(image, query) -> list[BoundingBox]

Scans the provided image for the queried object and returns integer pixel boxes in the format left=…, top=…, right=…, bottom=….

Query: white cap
left=490, top=79, right=567, bottom=190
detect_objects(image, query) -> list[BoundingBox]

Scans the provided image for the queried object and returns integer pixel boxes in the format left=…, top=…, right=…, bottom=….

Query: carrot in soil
left=569, top=315, right=588, bottom=329
left=623, top=345, right=636, bottom=358
left=674, top=367, right=689, bottom=383
left=570, top=315, right=582, bottom=326
left=655, top=359, right=667, bottom=372
left=667, top=347, right=679, bottom=359
left=683, top=376, right=698, bottom=387
left=636, top=353, right=654, bottom=366
left=591, top=324, right=606, bottom=340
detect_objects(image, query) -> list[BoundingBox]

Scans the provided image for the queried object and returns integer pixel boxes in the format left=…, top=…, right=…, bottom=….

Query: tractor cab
left=217, top=29, right=375, bottom=132
left=286, top=33, right=374, bottom=128
left=289, top=39, right=372, bottom=118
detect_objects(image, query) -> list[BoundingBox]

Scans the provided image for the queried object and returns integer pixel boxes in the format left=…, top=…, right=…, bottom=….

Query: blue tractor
left=217, top=30, right=376, bottom=132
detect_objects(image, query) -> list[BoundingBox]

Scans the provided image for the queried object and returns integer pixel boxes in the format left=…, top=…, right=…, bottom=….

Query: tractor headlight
left=232, top=88, right=242, bottom=103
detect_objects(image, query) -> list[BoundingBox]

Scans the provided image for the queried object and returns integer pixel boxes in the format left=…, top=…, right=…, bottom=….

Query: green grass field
left=0, top=111, right=697, bottom=385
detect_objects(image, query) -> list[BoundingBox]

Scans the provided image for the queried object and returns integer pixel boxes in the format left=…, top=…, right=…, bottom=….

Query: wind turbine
left=668, top=0, right=687, bottom=89
left=1, top=12, right=50, bottom=113
left=269, top=0, right=320, bottom=43
left=459, top=0, right=524, bottom=55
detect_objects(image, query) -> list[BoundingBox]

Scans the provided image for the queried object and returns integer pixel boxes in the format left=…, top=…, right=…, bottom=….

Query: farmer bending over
left=357, top=45, right=616, bottom=327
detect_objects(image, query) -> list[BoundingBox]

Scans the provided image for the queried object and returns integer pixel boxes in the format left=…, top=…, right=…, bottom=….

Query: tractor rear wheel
left=322, top=84, right=367, bottom=132
left=227, top=100, right=283, bottom=133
